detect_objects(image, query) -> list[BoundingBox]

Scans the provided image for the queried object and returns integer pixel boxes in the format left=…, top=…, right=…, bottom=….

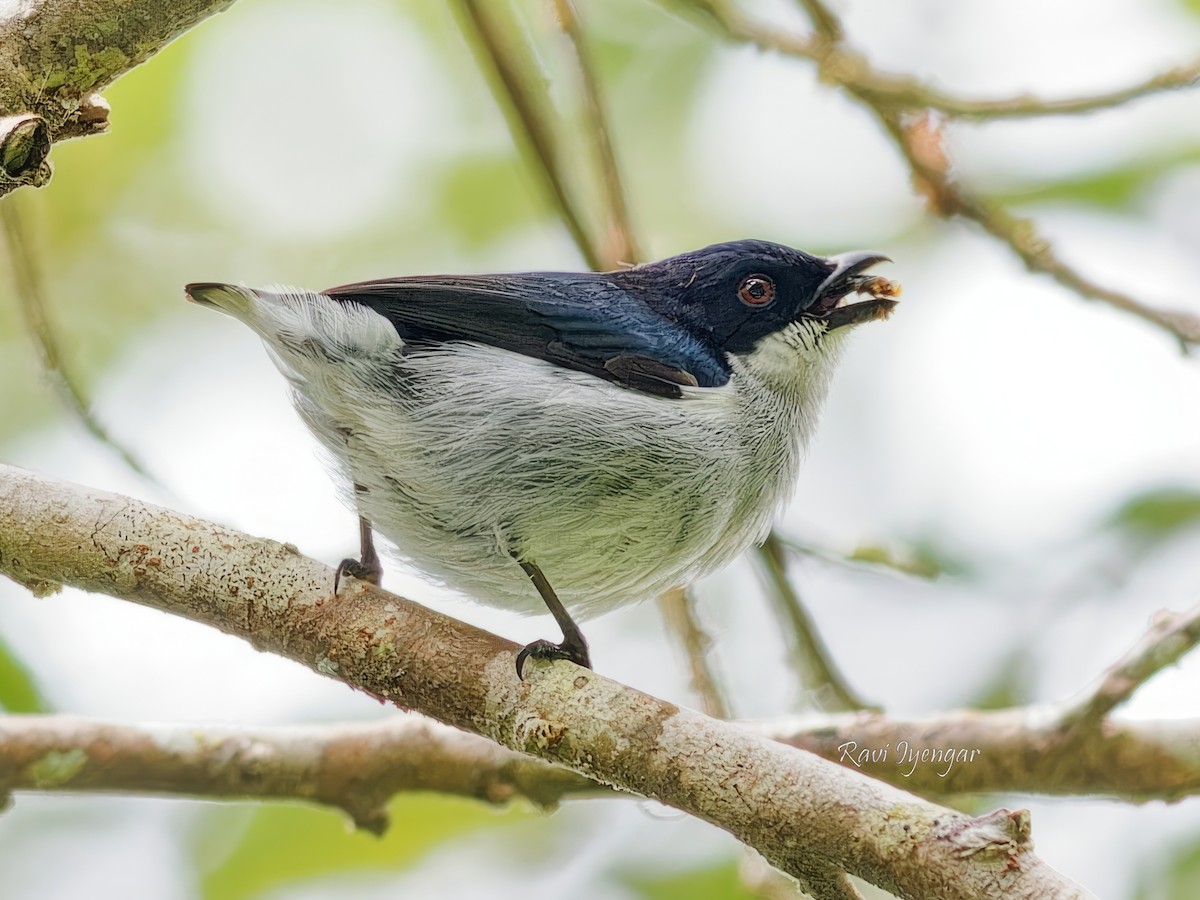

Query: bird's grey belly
left=292, top=344, right=787, bottom=618
left=350, top=408, right=746, bottom=618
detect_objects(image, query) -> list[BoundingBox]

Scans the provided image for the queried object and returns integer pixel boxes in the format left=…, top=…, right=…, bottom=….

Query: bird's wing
left=323, top=274, right=729, bottom=397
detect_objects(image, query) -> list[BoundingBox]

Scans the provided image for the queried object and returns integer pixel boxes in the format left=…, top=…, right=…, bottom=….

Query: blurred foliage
left=196, top=794, right=528, bottom=900
left=1107, top=486, right=1200, bottom=544
left=846, top=540, right=966, bottom=580
left=999, top=147, right=1200, bottom=210
left=0, top=635, right=48, bottom=713
left=967, top=648, right=1036, bottom=711
left=1136, top=834, right=1200, bottom=899
left=0, top=35, right=195, bottom=444
left=436, top=153, right=546, bottom=247
left=621, top=859, right=756, bottom=900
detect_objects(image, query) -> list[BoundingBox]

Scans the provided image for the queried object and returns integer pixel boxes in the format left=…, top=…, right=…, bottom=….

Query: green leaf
left=197, top=793, right=528, bottom=900
left=0, top=634, right=49, bottom=713
left=1107, top=486, right=1200, bottom=543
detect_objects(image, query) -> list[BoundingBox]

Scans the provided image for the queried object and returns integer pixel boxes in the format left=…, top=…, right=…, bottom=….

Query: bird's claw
left=515, top=638, right=593, bottom=679
left=333, top=557, right=383, bottom=594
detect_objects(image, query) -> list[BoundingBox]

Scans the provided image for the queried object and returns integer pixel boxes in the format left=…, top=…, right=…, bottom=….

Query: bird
left=185, top=239, right=898, bottom=675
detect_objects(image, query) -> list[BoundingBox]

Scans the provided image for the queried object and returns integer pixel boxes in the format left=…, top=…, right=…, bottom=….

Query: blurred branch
left=0, top=0, right=237, bottom=196
left=457, top=0, right=641, bottom=271
left=670, top=0, right=1200, bottom=348
left=455, top=0, right=603, bottom=270
left=791, top=0, right=842, bottom=43
left=762, top=709, right=1200, bottom=801
left=0, top=464, right=1090, bottom=898
left=679, top=0, right=1200, bottom=120
left=877, top=111, right=1200, bottom=349
left=7, top=680, right=1200, bottom=818
left=755, top=534, right=873, bottom=712
left=1, top=201, right=160, bottom=484
left=762, top=601, right=1200, bottom=799
left=656, top=587, right=731, bottom=718
left=1062, top=602, right=1200, bottom=730
left=909, top=62, right=1200, bottom=120
left=0, top=715, right=601, bottom=833
left=552, top=0, right=641, bottom=266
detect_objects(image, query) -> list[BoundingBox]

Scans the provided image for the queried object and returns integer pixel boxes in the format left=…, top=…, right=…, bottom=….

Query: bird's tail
left=185, top=282, right=402, bottom=358
left=184, top=282, right=325, bottom=334
left=184, top=282, right=258, bottom=320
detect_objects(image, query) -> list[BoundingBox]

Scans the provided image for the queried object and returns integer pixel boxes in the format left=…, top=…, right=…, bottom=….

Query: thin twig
left=552, top=0, right=641, bottom=266
left=754, top=534, right=873, bottom=712
left=1061, top=602, right=1200, bottom=730
left=911, top=60, right=1200, bottom=121
left=793, top=0, right=842, bottom=43
left=1, top=200, right=160, bottom=484
left=657, top=587, right=732, bottom=718
left=676, top=1, right=1200, bottom=121
left=456, top=0, right=603, bottom=271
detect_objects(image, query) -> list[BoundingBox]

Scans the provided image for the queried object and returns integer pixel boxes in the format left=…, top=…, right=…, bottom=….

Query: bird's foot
left=333, top=557, right=383, bottom=594
left=515, top=637, right=592, bottom=678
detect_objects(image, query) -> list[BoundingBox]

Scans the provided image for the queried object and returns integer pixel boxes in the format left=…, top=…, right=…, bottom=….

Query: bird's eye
left=737, top=274, right=775, bottom=307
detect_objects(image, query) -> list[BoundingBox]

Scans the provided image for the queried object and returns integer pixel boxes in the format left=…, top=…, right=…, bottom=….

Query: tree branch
left=0, top=0, right=237, bottom=195
left=8, top=690, right=1199, bottom=822
left=1062, top=603, right=1200, bottom=730
left=764, top=708, right=1200, bottom=801
left=0, top=714, right=600, bottom=833
left=761, top=601, right=1200, bottom=800
left=0, top=464, right=1091, bottom=896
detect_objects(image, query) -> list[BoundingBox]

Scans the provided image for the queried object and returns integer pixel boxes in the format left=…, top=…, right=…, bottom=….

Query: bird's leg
left=334, top=513, right=383, bottom=593
left=514, top=560, right=592, bottom=677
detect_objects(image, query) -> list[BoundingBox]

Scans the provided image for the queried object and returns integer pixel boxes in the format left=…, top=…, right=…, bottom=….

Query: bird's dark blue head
left=614, top=239, right=896, bottom=354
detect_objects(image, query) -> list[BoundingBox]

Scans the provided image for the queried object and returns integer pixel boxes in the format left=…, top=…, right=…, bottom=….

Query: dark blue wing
left=322, top=273, right=731, bottom=397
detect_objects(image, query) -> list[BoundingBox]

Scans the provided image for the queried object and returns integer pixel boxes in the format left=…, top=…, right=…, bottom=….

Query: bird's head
left=619, top=239, right=899, bottom=390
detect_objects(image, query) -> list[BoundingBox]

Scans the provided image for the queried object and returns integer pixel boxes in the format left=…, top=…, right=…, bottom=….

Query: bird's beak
left=808, top=251, right=900, bottom=330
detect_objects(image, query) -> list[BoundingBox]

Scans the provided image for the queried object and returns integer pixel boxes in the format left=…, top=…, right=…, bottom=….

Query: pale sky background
left=2, top=0, right=1200, bottom=896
